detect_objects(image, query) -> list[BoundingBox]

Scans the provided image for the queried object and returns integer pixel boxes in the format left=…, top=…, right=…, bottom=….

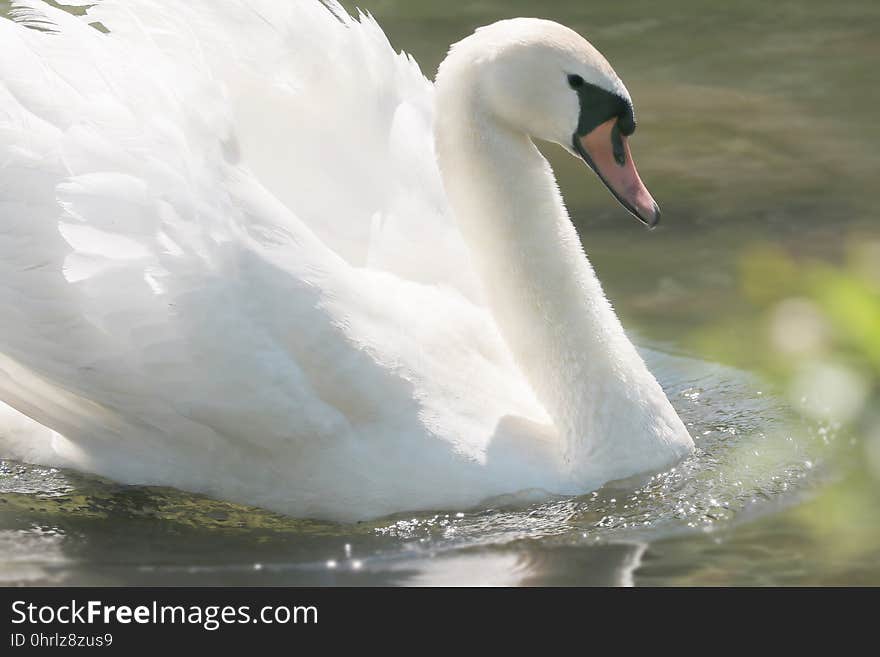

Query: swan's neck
left=435, top=98, right=688, bottom=481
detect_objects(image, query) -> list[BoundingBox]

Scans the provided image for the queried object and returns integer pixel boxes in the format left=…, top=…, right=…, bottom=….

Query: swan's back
left=0, top=1, right=552, bottom=519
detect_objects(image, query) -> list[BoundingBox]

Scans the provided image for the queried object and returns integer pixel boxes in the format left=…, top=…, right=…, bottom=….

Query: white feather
left=0, top=2, right=691, bottom=520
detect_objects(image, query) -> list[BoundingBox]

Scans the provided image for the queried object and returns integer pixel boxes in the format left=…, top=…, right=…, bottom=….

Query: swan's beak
left=573, top=117, right=660, bottom=228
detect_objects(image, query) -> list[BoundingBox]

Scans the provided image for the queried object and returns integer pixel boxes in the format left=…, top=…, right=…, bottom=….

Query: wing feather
left=0, top=1, right=550, bottom=518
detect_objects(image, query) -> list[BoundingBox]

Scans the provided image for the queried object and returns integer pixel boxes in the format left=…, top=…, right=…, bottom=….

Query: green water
left=1, top=0, right=879, bottom=585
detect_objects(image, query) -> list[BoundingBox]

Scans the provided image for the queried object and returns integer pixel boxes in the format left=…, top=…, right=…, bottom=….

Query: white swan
left=0, top=0, right=693, bottom=520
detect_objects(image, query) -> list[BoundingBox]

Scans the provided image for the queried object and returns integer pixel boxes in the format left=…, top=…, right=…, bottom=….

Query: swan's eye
left=567, top=74, right=585, bottom=89
left=618, top=111, right=636, bottom=136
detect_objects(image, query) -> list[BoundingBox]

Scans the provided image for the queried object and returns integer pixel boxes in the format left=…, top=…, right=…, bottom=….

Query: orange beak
left=573, top=117, right=660, bottom=227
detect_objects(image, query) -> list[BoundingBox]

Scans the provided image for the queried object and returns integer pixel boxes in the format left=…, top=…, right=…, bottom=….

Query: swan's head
left=437, top=18, right=660, bottom=227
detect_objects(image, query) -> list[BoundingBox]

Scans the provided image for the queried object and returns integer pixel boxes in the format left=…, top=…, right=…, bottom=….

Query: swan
left=0, top=0, right=693, bottom=521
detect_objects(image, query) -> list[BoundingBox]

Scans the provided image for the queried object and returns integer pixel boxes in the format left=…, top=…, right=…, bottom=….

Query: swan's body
left=0, top=0, right=692, bottom=520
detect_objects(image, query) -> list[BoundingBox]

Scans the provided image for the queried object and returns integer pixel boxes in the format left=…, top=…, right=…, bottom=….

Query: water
left=0, top=350, right=830, bottom=585
left=1, top=0, right=878, bottom=585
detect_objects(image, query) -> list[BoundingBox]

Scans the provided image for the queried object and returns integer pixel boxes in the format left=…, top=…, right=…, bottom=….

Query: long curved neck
left=435, top=91, right=688, bottom=481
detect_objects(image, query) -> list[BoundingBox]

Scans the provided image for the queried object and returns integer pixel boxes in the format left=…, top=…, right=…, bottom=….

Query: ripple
left=0, top=349, right=833, bottom=585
